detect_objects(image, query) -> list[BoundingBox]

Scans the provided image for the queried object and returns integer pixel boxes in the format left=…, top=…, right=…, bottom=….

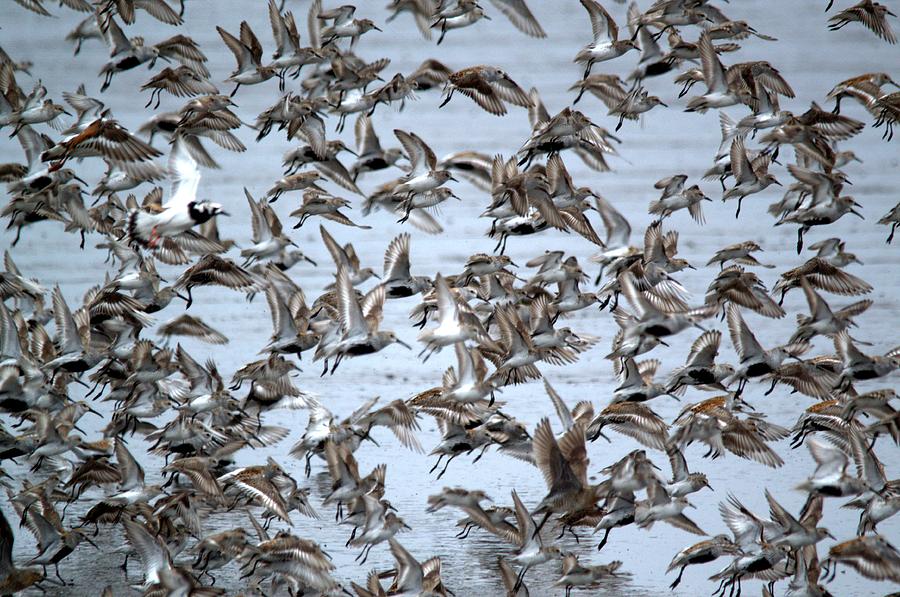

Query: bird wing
left=383, top=232, right=412, bottom=281
left=727, top=304, right=763, bottom=361
left=686, top=330, right=721, bottom=367
left=165, top=133, right=201, bottom=208
left=337, top=266, right=368, bottom=337
left=580, top=0, right=616, bottom=42
left=544, top=378, right=575, bottom=431
left=489, top=0, right=546, bottom=38
left=355, top=114, right=382, bottom=155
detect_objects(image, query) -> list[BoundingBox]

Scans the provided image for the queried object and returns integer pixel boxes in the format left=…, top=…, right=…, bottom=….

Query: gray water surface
left=2, top=1, right=899, bottom=595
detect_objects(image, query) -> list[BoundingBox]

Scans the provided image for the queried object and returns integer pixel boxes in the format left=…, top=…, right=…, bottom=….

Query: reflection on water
left=1, top=0, right=899, bottom=595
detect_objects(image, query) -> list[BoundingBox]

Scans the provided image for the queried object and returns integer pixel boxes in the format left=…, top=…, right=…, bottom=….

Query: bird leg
left=670, top=565, right=686, bottom=589
left=512, top=565, right=528, bottom=593
left=345, top=526, right=358, bottom=547
left=438, top=88, right=454, bottom=108
left=597, top=527, right=612, bottom=550
left=436, top=453, right=457, bottom=479
left=532, top=511, right=551, bottom=538
left=471, top=444, right=490, bottom=463
left=455, top=522, right=474, bottom=539
left=147, top=226, right=160, bottom=248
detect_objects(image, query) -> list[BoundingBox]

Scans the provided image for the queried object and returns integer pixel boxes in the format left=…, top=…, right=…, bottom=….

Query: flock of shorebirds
left=1, top=0, right=900, bottom=595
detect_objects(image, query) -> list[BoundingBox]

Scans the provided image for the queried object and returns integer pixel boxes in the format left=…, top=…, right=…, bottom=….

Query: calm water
left=1, top=1, right=899, bottom=595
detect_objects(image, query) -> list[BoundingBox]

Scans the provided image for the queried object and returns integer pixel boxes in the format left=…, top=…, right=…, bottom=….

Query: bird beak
left=449, top=175, right=459, bottom=182
left=373, top=25, right=383, bottom=32
left=87, top=406, right=102, bottom=417
left=658, top=101, right=668, bottom=107
left=219, top=210, right=231, bottom=217
left=850, top=209, right=864, bottom=219
left=773, top=179, right=783, bottom=186
left=73, top=174, right=88, bottom=185
left=483, top=14, right=492, bottom=20
left=62, top=109, right=72, bottom=116
left=397, top=339, right=412, bottom=350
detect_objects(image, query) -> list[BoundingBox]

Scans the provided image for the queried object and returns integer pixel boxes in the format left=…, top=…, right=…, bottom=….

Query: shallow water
left=1, top=0, right=899, bottom=595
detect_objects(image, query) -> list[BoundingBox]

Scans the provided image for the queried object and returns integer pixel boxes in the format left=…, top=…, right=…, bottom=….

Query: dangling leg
left=437, top=453, right=457, bottom=479
left=669, top=564, right=686, bottom=589
left=532, top=511, right=551, bottom=538
left=471, top=444, right=490, bottom=463
left=512, top=565, right=528, bottom=592
left=597, top=527, right=612, bottom=550
left=455, top=522, right=474, bottom=539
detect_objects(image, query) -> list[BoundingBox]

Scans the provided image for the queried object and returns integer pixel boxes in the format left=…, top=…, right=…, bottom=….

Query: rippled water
left=2, top=0, right=899, bottom=595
